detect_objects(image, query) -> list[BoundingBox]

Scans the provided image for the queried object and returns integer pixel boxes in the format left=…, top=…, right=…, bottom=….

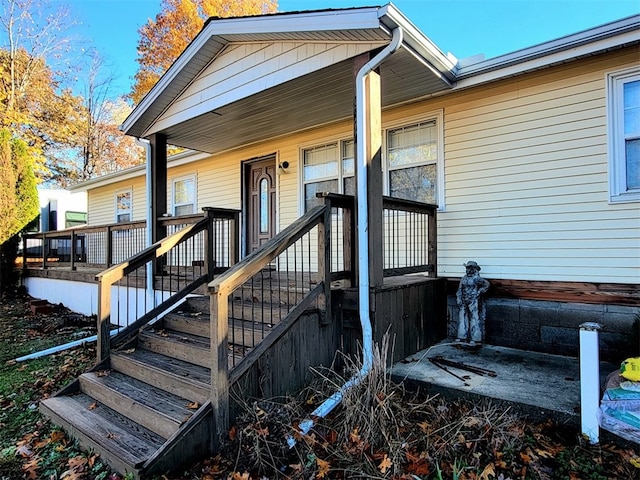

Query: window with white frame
left=115, top=190, right=132, bottom=223
left=301, top=114, right=443, bottom=211
left=608, top=68, right=640, bottom=202
left=173, top=175, right=196, bottom=216
left=302, top=140, right=354, bottom=211
left=386, top=120, right=439, bottom=204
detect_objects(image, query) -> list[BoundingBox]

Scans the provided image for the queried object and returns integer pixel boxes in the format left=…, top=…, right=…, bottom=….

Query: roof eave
left=69, top=150, right=210, bottom=192
left=121, top=6, right=386, bottom=138
left=456, top=13, right=640, bottom=82
left=378, top=3, right=458, bottom=82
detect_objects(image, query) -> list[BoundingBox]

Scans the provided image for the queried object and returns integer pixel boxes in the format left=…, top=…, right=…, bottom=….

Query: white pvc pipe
left=579, top=322, right=602, bottom=444
left=292, top=28, right=404, bottom=442
left=15, top=328, right=123, bottom=362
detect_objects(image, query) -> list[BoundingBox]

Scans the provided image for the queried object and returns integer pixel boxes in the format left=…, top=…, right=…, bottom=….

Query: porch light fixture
left=278, top=161, right=290, bottom=173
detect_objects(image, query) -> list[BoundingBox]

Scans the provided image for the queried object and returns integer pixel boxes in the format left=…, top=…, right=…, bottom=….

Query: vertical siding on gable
left=153, top=41, right=383, bottom=133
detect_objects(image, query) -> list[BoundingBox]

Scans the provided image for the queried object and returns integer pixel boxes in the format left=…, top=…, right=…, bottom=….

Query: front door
left=245, top=156, right=276, bottom=253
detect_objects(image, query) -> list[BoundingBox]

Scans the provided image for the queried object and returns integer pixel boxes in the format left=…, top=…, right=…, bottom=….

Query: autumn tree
left=130, top=0, right=278, bottom=104
left=1, top=1, right=143, bottom=186
left=0, top=128, right=38, bottom=296
left=46, top=52, right=144, bottom=186
left=0, top=0, right=75, bottom=175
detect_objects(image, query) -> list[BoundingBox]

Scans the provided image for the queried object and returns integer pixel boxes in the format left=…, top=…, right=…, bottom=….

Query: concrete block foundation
left=447, top=296, right=638, bottom=363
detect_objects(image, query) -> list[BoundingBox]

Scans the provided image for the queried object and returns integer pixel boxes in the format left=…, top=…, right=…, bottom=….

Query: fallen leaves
left=479, top=462, right=496, bottom=479
left=315, top=457, right=330, bottom=478
left=378, top=453, right=392, bottom=474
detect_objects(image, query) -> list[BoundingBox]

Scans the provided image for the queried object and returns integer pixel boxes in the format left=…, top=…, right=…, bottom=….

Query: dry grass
left=220, top=334, right=640, bottom=480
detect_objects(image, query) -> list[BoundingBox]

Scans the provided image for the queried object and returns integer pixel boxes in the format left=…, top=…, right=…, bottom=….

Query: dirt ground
left=0, top=294, right=639, bottom=480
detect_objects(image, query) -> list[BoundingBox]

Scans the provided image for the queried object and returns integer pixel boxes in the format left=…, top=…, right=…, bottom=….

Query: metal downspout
left=292, top=27, right=404, bottom=441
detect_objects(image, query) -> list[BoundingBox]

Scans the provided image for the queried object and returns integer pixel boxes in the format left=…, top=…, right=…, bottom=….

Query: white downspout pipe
left=292, top=28, right=403, bottom=442
left=135, top=137, right=155, bottom=310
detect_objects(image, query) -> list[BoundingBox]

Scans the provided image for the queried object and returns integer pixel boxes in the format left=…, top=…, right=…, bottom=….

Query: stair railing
left=207, top=196, right=353, bottom=443
left=95, top=208, right=240, bottom=362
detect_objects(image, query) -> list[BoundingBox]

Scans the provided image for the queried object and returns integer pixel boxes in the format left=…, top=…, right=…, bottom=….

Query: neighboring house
left=25, top=6, right=639, bottom=476
left=36, top=188, right=87, bottom=232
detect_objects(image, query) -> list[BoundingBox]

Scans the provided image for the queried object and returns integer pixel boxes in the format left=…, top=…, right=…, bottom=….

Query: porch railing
left=317, top=193, right=437, bottom=279
left=94, top=208, right=240, bottom=362
left=383, top=196, right=438, bottom=277
left=208, top=194, right=357, bottom=440
left=20, top=213, right=222, bottom=270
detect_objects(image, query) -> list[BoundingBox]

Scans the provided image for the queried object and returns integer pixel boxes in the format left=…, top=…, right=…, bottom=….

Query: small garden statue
left=456, top=261, right=490, bottom=345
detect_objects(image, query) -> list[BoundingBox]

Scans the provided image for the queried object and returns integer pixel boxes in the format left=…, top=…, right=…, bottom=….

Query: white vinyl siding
left=437, top=48, right=639, bottom=283
left=150, top=41, right=385, bottom=135
left=607, top=67, right=640, bottom=202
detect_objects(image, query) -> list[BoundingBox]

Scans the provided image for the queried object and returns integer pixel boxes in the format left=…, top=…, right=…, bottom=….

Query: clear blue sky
left=61, top=0, right=639, bottom=98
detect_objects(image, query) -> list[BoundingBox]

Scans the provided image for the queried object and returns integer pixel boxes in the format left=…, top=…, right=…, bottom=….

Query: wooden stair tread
left=169, top=302, right=290, bottom=328
left=139, top=329, right=210, bottom=348
left=138, top=329, right=210, bottom=368
left=80, top=371, right=194, bottom=438
left=40, top=393, right=163, bottom=470
left=112, top=347, right=211, bottom=387
left=150, top=316, right=273, bottom=349
left=227, top=301, right=290, bottom=324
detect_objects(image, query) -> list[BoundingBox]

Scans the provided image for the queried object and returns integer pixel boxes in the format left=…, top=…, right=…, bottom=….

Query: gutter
left=290, top=26, right=404, bottom=443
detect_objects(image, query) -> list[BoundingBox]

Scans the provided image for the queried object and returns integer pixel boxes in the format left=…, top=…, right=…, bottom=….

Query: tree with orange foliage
left=130, top=0, right=278, bottom=104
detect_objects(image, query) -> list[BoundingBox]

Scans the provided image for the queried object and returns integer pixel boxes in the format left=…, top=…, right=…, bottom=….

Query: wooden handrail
left=96, top=217, right=208, bottom=286
left=21, top=220, right=147, bottom=239
left=207, top=205, right=326, bottom=297
left=95, top=208, right=240, bottom=363
left=95, top=216, right=211, bottom=361
left=207, top=204, right=329, bottom=447
left=382, top=195, right=438, bottom=214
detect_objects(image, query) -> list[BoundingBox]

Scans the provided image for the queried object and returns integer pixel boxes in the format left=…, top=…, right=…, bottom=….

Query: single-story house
left=25, top=5, right=639, bottom=477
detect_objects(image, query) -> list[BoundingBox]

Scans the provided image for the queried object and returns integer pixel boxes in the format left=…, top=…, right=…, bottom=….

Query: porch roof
left=121, top=4, right=458, bottom=154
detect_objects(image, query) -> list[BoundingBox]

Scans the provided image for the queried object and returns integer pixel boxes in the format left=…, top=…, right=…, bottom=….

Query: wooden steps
left=78, top=371, right=193, bottom=439
left=40, top=288, right=303, bottom=478
left=40, top=393, right=165, bottom=476
left=39, top=295, right=217, bottom=478
left=110, top=348, right=210, bottom=404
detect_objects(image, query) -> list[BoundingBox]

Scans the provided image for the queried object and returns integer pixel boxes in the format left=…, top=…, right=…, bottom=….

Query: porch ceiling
left=159, top=48, right=452, bottom=154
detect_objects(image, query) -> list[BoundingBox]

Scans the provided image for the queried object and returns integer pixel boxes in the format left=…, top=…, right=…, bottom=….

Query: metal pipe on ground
left=15, top=328, right=122, bottom=362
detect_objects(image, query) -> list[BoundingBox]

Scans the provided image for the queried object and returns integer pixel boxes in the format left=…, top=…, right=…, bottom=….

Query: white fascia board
left=378, top=3, right=458, bottom=81
left=68, top=151, right=209, bottom=192
left=120, top=21, right=224, bottom=136
left=456, top=14, right=640, bottom=84
left=455, top=29, right=640, bottom=91
left=206, top=7, right=382, bottom=36
left=121, top=7, right=383, bottom=136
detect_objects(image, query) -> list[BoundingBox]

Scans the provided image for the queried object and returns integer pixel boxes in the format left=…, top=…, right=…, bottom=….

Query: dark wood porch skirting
left=335, top=276, right=447, bottom=363
left=446, top=279, right=640, bottom=362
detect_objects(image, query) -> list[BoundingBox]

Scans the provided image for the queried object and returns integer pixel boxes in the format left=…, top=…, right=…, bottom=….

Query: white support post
left=579, top=322, right=602, bottom=444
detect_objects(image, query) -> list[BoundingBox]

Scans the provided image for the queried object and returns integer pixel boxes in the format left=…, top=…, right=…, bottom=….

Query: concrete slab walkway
left=391, top=341, right=618, bottom=422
